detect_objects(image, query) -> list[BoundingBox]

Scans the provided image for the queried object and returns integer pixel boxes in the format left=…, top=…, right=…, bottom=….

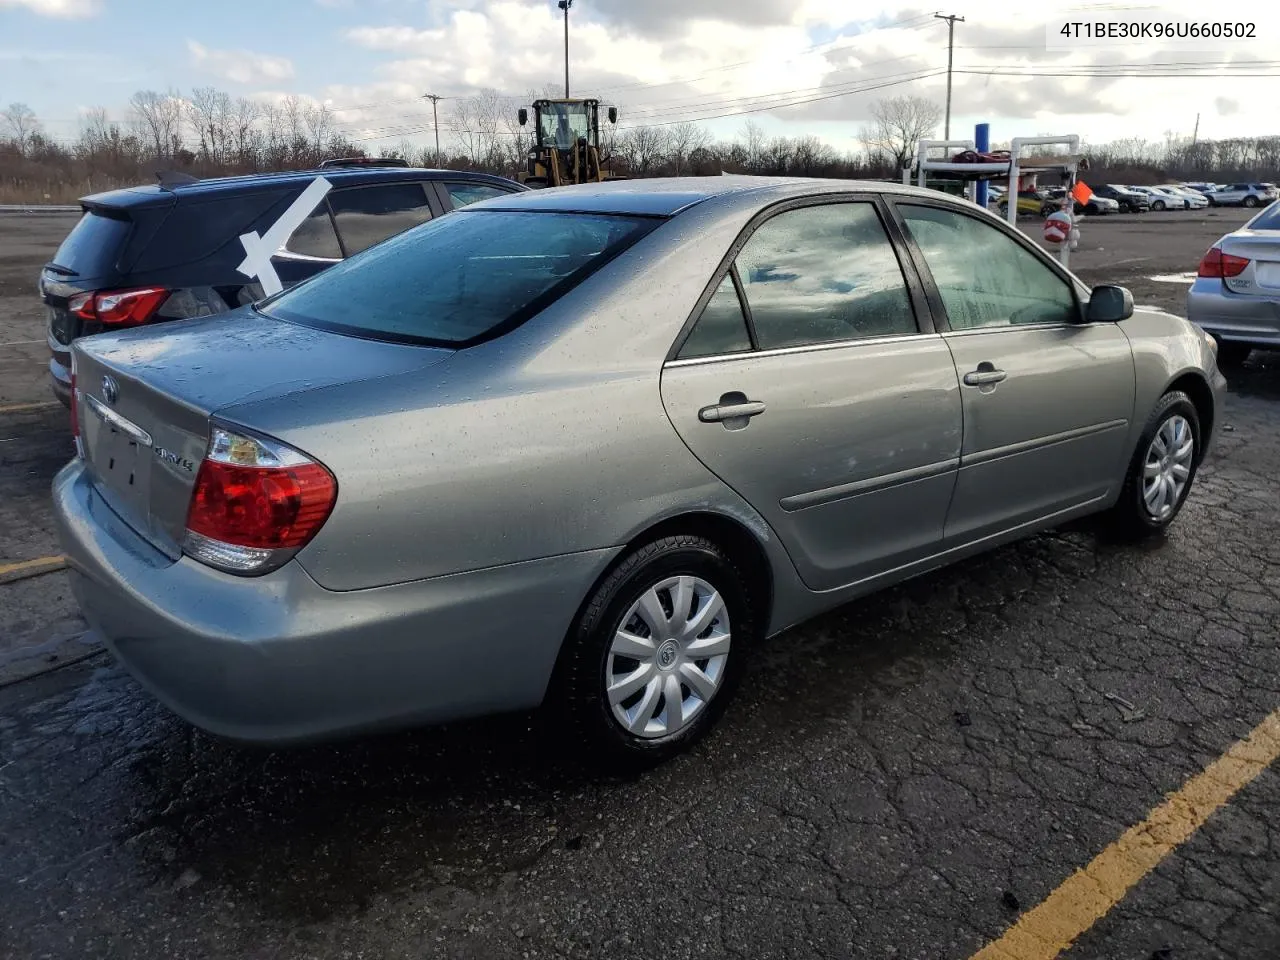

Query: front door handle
left=962, top=365, right=1008, bottom=387
left=699, top=400, right=766, bottom=423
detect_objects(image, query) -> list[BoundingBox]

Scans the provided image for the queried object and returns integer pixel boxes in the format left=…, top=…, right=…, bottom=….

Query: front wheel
left=553, top=535, right=756, bottom=769
left=1107, top=391, right=1200, bottom=539
left=1152, top=199, right=1166, bottom=211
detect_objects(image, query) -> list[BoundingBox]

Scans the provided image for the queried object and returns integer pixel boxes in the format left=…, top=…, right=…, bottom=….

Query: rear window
left=1250, top=201, right=1280, bottom=230
left=51, top=211, right=131, bottom=278
left=261, top=210, right=659, bottom=346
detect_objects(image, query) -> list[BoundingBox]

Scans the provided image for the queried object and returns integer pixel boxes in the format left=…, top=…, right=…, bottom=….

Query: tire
left=1214, top=338, right=1252, bottom=368
left=523, top=176, right=551, bottom=189
left=553, top=535, right=756, bottom=769
left=1107, top=391, right=1201, bottom=539
left=1243, top=196, right=1259, bottom=208
left=1152, top=199, right=1165, bottom=211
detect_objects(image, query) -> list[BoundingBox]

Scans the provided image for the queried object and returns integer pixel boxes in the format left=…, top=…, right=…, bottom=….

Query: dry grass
left=0, top=179, right=134, bottom=205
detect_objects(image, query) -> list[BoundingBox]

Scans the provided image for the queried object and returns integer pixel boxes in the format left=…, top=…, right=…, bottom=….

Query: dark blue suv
left=40, top=161, right=526, bottom=406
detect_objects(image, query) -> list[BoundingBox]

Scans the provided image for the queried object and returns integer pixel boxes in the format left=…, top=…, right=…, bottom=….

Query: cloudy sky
left=3, top=0, right=1279, bottom=154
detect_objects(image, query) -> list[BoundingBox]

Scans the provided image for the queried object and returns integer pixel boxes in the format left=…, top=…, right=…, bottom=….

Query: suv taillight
left=1197, top=246, right=1250, bottom=279
left=70, top=287, right=169, bottom=327
left=184, top=427, right=337, bottom=575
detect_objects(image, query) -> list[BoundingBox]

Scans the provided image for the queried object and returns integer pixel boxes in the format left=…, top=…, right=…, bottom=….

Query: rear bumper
left=53, top=460, right=618, bottom=744
left=49, top=346, right=71, bottom=408
left=1187, top=279, right=1280, bottom=347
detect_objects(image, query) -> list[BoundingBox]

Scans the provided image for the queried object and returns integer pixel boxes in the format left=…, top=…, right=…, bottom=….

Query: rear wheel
left=1107, top=391, right=1200, bottom=539
left=1152, top=199, right=1166, bottom=211
left=554, top=535, right=756, bottom=769
left=1243, top=195, right=1260, bottom=208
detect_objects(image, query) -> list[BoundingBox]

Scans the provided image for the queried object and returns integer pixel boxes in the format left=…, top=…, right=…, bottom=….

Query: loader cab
left=517, top=98, right=619, bottom=188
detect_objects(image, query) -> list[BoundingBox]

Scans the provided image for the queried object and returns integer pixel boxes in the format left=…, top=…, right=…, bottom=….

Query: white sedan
left=1161, top=185, right=1209, bottom=210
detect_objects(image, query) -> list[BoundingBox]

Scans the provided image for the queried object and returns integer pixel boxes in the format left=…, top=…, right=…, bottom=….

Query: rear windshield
left=262, top=210, right=659, bottom=346
left=50, top=210, right=131, bottom=278
left=1250, top=201, right=1280, bottom=230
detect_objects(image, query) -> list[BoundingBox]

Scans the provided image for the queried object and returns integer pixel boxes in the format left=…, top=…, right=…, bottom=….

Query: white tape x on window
left=236, top=176, right=333, bottom=296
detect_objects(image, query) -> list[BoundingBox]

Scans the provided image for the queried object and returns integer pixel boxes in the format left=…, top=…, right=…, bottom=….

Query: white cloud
left=0, top=0, right=98, bottom=16
left=186, top=40, right=295, bottom=86
left=315, top=0, right=1280, bottom=148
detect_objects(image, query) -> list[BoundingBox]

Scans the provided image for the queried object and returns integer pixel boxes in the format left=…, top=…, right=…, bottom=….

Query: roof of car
left=80, top=167, right=519, bottom=210
left=470, top=176, right=964, bottom=217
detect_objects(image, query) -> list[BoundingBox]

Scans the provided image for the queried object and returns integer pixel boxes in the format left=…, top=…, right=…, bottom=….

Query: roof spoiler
left=318, top=157, right=410, bottom=169
left=156, top=170, right=200, bottom=191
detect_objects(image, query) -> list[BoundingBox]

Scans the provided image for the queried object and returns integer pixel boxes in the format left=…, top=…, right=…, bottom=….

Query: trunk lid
left=1219, top=230, right=1280, bottom=297
left=72, top=310, right=454, bottom=558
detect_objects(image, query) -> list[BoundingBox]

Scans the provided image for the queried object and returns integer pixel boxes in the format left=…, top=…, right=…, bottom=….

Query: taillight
left=184, top=427, right=337, bottom=575
left=70, top=287, right=169, bottom=327
left=1197, top=247, right=1250, bottom=279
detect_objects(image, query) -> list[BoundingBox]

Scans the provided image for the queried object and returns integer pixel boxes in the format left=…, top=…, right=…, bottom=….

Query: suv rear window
left=261, top=210, right=659, bottom=346
left=50, top=211, right=131, bottom=279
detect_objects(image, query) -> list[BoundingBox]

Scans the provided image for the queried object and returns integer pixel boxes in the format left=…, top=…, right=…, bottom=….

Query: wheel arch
left=1165, top=370, right=1215, bottom=459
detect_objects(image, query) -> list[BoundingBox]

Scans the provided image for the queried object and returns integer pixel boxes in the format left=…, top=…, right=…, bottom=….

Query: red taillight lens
left=70, top=287, right=169, bottom=326
left=187, top=461, right=336, bottom=549
left=1197, top=247, right=1250, bottom=278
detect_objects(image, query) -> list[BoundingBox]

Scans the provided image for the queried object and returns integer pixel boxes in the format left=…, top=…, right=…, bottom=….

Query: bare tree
left=188, top=86, right=233, bottom=165
left=668, top=121, right=710, bottom=175
left=739, top=120, right=766, bottom=172
left=859, top=95, right=941, bottom=171
left=129, top=89, right=184, bottom=159
left=1, top=102, right=41, bottom=155
left=617, top=125, right=669, bottom=177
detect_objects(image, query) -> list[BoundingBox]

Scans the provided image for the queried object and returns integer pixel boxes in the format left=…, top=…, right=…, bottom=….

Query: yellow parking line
left=0, top=400, right=59, bottom=415
left=970, top=707, right=1280, bottom=960
left=0, top=555, right=67, bottom=580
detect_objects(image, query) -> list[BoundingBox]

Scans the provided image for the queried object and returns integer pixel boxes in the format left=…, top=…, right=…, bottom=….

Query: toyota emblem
left=101, top=375, right=119, bottom=405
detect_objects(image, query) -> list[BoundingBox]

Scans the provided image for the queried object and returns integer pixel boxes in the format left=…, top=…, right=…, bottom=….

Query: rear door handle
left=699, top=400, right=766, bottom=423
left=963, top=368, right=1007, bottom=387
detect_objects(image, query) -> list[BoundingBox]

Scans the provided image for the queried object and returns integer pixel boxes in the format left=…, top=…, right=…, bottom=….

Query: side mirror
left=607, top=107, right=618, bottom=124
left=518, top=108, right=528, bottom=127
left=1086, top=285, right=1133, bottom=323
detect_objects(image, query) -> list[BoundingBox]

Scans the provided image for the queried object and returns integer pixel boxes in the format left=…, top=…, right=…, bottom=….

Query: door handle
left=962, top=367, right=1007, bottom=387
left=699, top=400, right=766, bottom=423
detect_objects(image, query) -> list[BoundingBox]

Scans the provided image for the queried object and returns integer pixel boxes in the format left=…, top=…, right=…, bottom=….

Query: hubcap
left=1142, top=414, right=1194, bottom=520
left=606, top=575, right=731, bottom=740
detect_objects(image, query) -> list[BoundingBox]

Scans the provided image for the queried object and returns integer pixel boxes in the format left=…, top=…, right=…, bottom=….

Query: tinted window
left=329, top=183, right=434, bottom=254
left=444, top=182, right=512, bottom=208
left=900, top=204, right=1078, bottom=330
left=733, top=203, right=916, bottom=350
left=1250, top=201, right=1280, bottom=230
left=678, top=275, right=752, bottom=359
left=263, top=210, right=656, bottom=345
left=51, top=211, right=131, bottom=279
left=285, top=206, right=342, bottom=259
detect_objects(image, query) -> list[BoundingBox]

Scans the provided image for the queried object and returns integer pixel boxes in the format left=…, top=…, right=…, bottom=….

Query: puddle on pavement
left=1148, top=272, right=1197, bottom=284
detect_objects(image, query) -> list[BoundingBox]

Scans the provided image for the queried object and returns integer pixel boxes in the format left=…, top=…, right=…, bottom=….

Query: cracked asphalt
left=2, top=209, right=1279, bottom=960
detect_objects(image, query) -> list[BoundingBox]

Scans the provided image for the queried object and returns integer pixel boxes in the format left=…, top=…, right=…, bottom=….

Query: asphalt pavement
left=2, top=206, right=1278, bottom=960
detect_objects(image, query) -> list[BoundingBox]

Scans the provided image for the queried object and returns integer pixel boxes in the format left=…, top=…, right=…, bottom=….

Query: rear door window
left=285, top=206, right=342, bottom=259
left=442, top=181, right=515, bottom=209
left=329, top=183, right=435, bottom=254
left=262, top=210, right=658, bottom=346
left=50, top=211, right=131, bottom=279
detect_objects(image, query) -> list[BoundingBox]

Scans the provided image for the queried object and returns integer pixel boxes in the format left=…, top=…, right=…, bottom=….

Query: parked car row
left=991, top=181, right=1239, bottom=217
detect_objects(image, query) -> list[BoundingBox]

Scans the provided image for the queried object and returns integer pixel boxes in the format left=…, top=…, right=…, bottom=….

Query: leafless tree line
left=2, top=90, right=1278, bottom=204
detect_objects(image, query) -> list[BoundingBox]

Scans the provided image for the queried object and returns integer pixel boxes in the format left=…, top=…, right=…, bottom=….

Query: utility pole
left=934, top=12, right=965, bottom=140
left=1192, top=112, right=1200, bottom=145
left=559, top=0, right=573, bottom=98
left=424, top=94, right=442, bottom=165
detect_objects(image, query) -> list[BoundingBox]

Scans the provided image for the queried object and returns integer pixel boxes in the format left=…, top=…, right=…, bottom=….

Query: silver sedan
left=1187, top=199, right=1280, bottom=366
left=54, top=177, right=1226, bottom=766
